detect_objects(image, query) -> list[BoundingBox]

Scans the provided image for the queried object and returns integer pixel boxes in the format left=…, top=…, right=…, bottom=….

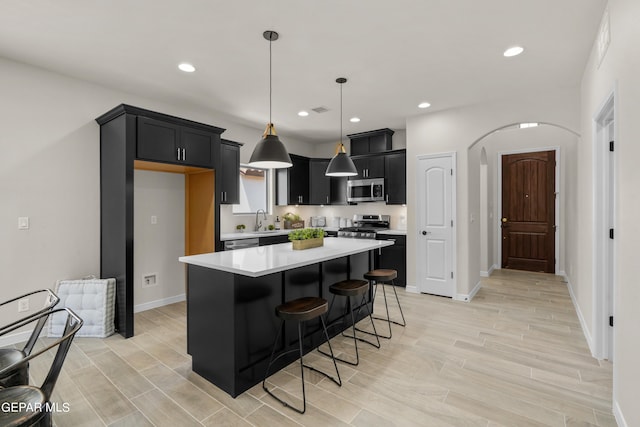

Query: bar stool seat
left=364, top=269, right=406, bottom=339
left=263, top=296, right=341, bottom=414
left=318, top=280, right=380, bottom=366
left=364, top=269, right=397, bottom=282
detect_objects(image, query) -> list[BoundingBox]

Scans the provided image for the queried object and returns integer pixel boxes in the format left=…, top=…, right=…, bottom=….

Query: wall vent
left=311, top=106, right=329, bottom=114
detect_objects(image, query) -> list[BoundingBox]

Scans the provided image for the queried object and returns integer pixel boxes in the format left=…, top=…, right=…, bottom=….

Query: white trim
left=405, top=284, right=419, bottom=294
left=613, top=399, right=628, bottom=427
left=592, top=87, right=616, bottom=361
left=134, top=294, right=186, bottom=313
left=497, top=146, right=561, bottom=273
left=0, top=330, right=33, bottom=348
left=564, top=274, right=595, bottom=357
left=480, top=263, right=497, bottom=278
left=415, top=152, right=457, bottom=298
left=455, top=280, right=482, bottom=302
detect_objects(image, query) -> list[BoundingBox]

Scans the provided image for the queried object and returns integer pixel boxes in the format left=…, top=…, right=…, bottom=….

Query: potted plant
left=236, top=224, right=246, bottom=233
left=282, top=212, right=304, bottom=229
left=288, top=228, right=324, bottom=250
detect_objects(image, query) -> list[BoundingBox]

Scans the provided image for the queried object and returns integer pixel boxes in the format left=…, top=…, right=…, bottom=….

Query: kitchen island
left=179, top=237, right=393, bottom=397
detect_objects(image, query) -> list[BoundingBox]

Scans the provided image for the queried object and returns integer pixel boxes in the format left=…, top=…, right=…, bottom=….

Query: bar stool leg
left=369, top=279, right=407, bottom=339
left=320, top=293, right=380, bottom=365
left=389, top=279, right=407, bottom=327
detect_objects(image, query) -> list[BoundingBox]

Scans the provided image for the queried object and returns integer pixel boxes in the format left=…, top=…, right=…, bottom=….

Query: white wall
left=406, top=88, right=580, bottom=299
left=0, top=56, right=318, bottom=315
left=133, top=170, right=185, bottom=309
left=580, top=0, right=640, bottom=424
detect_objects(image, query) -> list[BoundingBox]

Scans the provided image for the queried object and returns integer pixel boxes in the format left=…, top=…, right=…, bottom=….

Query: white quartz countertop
left=377, top=229, right=407, bottom=236
left=220, top=227, right=340, bottom=241
left=179, top=237, right=393, bottom=277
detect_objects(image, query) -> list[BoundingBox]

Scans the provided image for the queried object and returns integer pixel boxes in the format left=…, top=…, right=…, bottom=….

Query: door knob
left=421, top=230, right=430, bottom=235
left=501, top=217, right=508, bottom=223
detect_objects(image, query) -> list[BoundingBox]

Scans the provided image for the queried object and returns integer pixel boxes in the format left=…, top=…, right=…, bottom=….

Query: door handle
left=501, top=217, right=508, bottom=223
left=177, top=147, right=181, bottom=160
left=182, top=148, right=186, bottom=161
left=421, top=230, right=430, bottom=235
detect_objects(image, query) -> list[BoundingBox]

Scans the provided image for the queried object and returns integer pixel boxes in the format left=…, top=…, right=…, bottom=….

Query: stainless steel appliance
left=337, top=214, right=390, bottom=239
left=347, top=178, right=385, bottom=203
left=223, top=238, right=259, bottom=250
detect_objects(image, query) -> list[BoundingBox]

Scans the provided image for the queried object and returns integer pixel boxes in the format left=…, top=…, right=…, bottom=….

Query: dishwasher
left=223, top=238, right=259, bottom=250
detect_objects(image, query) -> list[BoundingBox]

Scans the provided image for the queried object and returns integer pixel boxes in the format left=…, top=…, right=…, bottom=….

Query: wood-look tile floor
left=27, top=269, right=615, bottom=426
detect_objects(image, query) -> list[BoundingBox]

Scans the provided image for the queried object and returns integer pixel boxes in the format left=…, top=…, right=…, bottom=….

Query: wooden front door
left=501, top=150, right=555, bottom=273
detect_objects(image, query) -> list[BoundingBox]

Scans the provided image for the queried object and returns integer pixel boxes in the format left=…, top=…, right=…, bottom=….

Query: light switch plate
left=18, top=217, right=29, bottom=230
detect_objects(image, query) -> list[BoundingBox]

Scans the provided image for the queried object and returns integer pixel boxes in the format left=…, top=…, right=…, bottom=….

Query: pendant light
left=248, top=30, right=292, bottom=169
left=325, top=77, right=357, bottom=177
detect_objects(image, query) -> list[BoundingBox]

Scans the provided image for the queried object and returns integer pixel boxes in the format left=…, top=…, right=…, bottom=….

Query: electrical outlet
left=18, top=217, right=29, bottom=230
left=18, top=298, right=29, bottom=312
left=142, top=273, right=157, bottom=287
left=151, top=215, right=157, bottom=224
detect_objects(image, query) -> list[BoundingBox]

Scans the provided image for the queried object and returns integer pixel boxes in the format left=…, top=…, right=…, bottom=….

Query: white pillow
left=48, top=278, right=116, bottom=338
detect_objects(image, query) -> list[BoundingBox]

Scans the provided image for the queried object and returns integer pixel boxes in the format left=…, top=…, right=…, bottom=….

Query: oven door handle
left=371, top=182, right=375, bottom=197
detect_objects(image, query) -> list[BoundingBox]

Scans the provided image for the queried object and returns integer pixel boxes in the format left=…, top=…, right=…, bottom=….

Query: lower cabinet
left=375, top=234, right=406, bottom=287
left=258, top=234, right=290, bottom=246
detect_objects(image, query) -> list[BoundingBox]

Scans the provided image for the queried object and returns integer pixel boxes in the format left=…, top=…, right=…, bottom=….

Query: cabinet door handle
left=326, top=196, right=329, bottom=204
left=386, top=194, right=389, bottom=203
left=182, top=148, right=186, bottom=161
left=177, top=147, right=181, bottom=160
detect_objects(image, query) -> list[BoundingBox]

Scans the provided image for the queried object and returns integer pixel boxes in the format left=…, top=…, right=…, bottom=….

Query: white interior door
left=416, top=154, right=455, bottom=297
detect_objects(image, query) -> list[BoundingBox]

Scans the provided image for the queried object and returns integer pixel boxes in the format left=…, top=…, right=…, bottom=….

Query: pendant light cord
left=269, top=37, right=272, bottom=135
left=340, top=80, right=343, bottom=147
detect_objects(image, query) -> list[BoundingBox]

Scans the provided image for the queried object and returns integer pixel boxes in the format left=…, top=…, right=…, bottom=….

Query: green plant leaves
left=288, top=228, right=324, bottom=241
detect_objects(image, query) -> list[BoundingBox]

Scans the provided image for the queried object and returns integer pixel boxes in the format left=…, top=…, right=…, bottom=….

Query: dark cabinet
left=219, top=140, right=241, bottom=204
left=276, top=154, right=309, bottom=205
left=351, top=154, right=385, bottom=179
left=137, top=116, right=214, bottom=168
left=384, top=150, right=406, bottom=204
left=309, top=159, right=331, bottom=205
left=348, top=128, right=394, bottom=156
left=375, top=234, right=406, bottom=287
left=259, top=234, right=290, bottom=246
left=96, top=104, right=225, bottom=338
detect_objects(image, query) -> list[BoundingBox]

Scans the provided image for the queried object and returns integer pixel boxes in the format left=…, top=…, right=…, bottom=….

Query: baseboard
left=480, top=264, right=497, bottom=278
left=454, top=280, right=482, bottom=302
left=134, top=294, right=186, bottom=313
left=0, top=330, right=33, bottom=347
left=405, top=284, right=419, bottom=294
left=564, top=274, right=595, bottom=357
left=613, top=399, right=628, bottom=427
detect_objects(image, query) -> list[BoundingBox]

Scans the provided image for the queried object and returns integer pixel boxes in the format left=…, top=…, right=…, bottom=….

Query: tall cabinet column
left=96, top=104, right=226, bottom=337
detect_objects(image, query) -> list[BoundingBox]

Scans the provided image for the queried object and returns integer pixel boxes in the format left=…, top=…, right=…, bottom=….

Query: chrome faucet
left=255, top=209, right=267, bottom=231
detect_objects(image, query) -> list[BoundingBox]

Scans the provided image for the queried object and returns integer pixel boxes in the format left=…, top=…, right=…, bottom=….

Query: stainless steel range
left=337, top=214, right=390, bottom=239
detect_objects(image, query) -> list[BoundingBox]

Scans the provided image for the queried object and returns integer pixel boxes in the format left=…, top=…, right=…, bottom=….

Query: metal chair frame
left=262, top=312, right=341, bottom=414
left=0, top=308, right=83, bottom=427
left=318, top=288, right=380, bottom=366
left=0, top=289, right=60, bottom=387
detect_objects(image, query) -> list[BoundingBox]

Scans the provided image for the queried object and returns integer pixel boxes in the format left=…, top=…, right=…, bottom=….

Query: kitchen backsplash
left=220, top=203, right=407, bottom=233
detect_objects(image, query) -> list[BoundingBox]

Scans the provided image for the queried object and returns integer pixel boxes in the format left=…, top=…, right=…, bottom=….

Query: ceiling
left=0, top=0, right=606, bottom=143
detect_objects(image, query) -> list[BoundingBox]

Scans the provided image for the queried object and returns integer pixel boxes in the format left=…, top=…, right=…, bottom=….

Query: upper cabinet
left=276, top=154, right=310, bottom=205
left=219, top=140, right=241, bottom=204
left=384, top=150, right=406, bottom=205
left=351, top=154, right=385, bottom=179
left=309, top=159, right=331, bottom=205
left=347, top=128, right=394, bottom=156
left=137, top=116, right=217, bottom=168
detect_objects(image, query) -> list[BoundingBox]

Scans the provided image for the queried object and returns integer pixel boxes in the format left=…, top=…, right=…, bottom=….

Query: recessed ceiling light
left=503, top=46, right=524, bottom=57
left=298, top=111, right=309, bottom=117
left=178, top=63, right=196, bottom=72
left=350, top=117, right=360, bottom=123
left=519, top=122, right=539, bottom=129
left=418, top=102, right=431, bottom=109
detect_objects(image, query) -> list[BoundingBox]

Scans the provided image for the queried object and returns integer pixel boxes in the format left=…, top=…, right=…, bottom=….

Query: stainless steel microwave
left=347, top=178, right=385, bottom=202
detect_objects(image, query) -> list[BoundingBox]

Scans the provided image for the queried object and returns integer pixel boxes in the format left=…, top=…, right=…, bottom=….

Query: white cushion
left=48, top=278, right=116, bottom=338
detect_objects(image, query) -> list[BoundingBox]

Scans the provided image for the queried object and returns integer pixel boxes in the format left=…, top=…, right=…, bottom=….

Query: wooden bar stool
left=363, top=269, right=406, bottom=339
left=318, top=280, right=380, bottom=366
left=262, top=296, right=341, bottom=414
